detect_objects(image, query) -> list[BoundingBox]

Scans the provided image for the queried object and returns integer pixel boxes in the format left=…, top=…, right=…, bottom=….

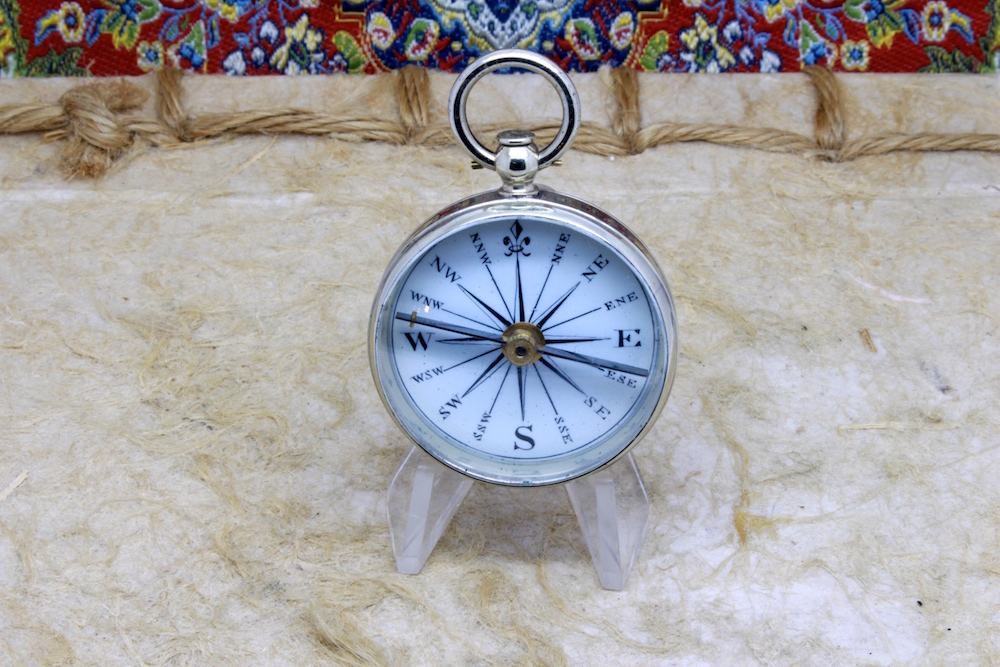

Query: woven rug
left=3, top=0, right=999, bottom=75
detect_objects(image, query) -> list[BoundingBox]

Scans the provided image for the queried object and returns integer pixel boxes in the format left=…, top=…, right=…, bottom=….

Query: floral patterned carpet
left=1, top=0, right=997, bottom=76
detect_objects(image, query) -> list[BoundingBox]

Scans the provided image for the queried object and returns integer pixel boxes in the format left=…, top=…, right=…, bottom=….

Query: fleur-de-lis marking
left=503, top=220, right=531, bottom=256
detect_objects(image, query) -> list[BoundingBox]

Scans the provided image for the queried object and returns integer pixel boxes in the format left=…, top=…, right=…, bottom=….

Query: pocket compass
left=369, top=50, right=677, bottom=588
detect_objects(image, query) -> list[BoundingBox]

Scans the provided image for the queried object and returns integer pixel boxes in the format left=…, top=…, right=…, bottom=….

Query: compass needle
left=515, top=256, right=526, bottom=323
left=395, top=312, right=503, bottom=342
left=441, top=307, right=503, bottom=332
left=543, top=335, right=609, bottom=344
left=543, top=346, right=649, bottom=377
left=517, top=365, right=527, bottom=421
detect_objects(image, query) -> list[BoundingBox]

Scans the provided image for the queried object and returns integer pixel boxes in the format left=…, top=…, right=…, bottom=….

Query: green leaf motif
left=101, top=10, right=123, bottom=35
left=124, top=21, right=140, bottom=49
left=915, top=0, right=998, bottom=73
left=138, top=0, right=161, bottom=23
left=23, top=47, right=87, bottom=77
left=919, top=45, right=981, bottom=72
left=184, top=20, right=206, bottom=56
left=800, top=21, right=820, bottom=49
left=101, top=8, right=142, bottom=50
left=573, top=19, right=599, bottom=47
left=982, top=0, right=1000, bottom=52
left=333, top=31, right=366, bottom=73
left=639, top=30, right=668, bottom=71
left=844, top=0, right=866, bottom=22
left=405, top=19, right=431, bottom=48
left=0, top=0, right=29, bottom=74
left=866, top=9, right=904, bottom=48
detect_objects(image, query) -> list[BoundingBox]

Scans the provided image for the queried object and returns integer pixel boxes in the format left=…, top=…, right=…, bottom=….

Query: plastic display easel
left=387, top=446, right=650, bottom=590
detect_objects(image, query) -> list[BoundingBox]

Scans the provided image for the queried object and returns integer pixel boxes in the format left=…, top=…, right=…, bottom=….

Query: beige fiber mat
left=0, top=71, right=998, bottom=665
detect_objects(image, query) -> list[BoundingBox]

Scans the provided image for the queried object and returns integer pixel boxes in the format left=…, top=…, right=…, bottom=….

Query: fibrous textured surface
left=0, top=72, right=998, bottom=666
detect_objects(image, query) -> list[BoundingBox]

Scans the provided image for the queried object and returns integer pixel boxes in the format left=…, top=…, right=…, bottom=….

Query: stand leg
left=565, top=453, right=650, bottom=591
left=387, top=446, right=473, bottom=575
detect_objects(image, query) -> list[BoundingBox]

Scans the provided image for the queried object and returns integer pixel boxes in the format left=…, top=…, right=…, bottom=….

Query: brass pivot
left=502, top=322, right=545, bottom=367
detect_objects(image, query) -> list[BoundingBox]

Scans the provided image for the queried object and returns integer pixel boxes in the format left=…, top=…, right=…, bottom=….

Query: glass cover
left=372, top=192, right=675, bottom=486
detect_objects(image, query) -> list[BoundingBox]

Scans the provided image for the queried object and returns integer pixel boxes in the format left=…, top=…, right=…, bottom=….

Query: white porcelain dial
left=371, top=191, right=676, bottom=486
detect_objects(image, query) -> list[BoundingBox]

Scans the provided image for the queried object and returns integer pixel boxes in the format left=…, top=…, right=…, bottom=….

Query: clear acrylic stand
left=565, top=453, right=650, bottom=591
left=387, top=447, right=474, bottom=575
left=387, top=446, right=650, bottom=590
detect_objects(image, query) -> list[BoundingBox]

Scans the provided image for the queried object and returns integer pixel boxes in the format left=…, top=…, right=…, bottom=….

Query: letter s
left=514, top=425, right=535, bottom=450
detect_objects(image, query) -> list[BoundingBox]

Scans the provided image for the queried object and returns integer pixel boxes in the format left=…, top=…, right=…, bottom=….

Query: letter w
left=403, top=332, right=432, bottom=351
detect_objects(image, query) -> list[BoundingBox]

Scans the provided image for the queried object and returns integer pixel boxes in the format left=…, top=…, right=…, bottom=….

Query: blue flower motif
left=864, top=0, right=882, bottom=21
left=803, top=40, right=830, bottom=65
left=136, top=39, right=163, bottom=71
left=176, top=42, right=206, bottom=69
left=117, top=0, right=141, bottom=22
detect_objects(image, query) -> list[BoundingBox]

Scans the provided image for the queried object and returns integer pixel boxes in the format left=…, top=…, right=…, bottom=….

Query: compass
left=369, top=50, right=677, bottom=488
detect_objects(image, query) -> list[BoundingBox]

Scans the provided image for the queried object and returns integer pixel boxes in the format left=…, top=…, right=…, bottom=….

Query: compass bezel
left=369, top=186, right=677, bottom=486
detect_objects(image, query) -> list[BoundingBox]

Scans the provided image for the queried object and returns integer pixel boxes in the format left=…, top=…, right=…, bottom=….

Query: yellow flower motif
left=136, top=40, right=164, bottom=71
left=204, top=0, right=243, bottom=23
left=0, top=11, right=15, bottom=61
left=680, top=14, right=706, bottom=50
left=35, top=2, right=86, bottom=44
left=762, top=0, right=800, bottom=23
left=57, top=3, right=86, bottom=42
left=922, top=1, right=950, bottom=42
left=270, top=15, right=325, bottom=74
left=679, top=13, right=736, bottom=72
left=840, top=40, right=870, bottom=71
left=367, top=12, right=395, bottom=50
left=610, top=13, right=635, bottom=50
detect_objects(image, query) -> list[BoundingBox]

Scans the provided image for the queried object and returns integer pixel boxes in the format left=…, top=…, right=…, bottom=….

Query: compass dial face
left=372, top=196, right=675, bottom=486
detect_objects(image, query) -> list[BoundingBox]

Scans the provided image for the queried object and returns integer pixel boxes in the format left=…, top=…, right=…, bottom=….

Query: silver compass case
left=368, top=50, right=677, bottom=487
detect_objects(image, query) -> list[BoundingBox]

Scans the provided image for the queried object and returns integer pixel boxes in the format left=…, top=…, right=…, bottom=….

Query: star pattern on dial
left=393, top=219, right=651, bottom=440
